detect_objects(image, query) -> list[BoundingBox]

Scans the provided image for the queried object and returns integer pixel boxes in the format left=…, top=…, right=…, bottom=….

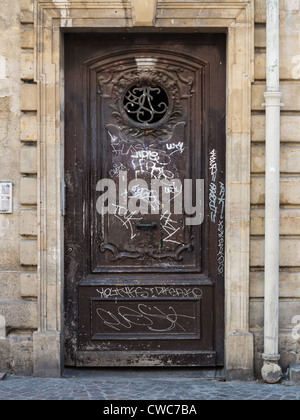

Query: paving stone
left=0, top=370, right=300, bottom=400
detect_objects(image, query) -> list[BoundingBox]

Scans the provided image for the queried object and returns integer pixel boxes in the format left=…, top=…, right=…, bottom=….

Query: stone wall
left=251, top=0, right=300, bottom=375
left=0, top=0, right=37, bottom=375
left=0, top=0, right=299, bottom=377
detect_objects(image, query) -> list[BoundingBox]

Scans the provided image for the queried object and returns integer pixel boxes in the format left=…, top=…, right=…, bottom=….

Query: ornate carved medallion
left=123, top=84, right=169, bottom=126
left=98, top=66, right=187, bottom=144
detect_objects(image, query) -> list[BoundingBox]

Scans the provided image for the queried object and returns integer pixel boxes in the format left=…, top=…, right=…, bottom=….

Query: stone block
left=252, top=84, right=300, bottom=112
left=20, top=115, right=37, bottom=142
left=288, top=365, right=300, bottom=385
left=251, top=146, right=300, bottom=174
left=255, top=27, right=266, bottom=49
left=20, top=272, right=38, bottom=298
left=0, top=272, right=20, bottom=300
left=251, top=209, right=300, bottom=236
left=21, top=53, right=34, bottom=80
left=0, top=223, right=20, bottom=272
left=251, top=146, right=265, bottom=173
left=279, top=333, right=300, bottom=372
left=279, top=177, right=300, bottom=205
left=20, top=146, right=37, bottom=174
left=21, top=28, right=34, bottom=50
left=253, top=13, right=300, bottom=87
left=251, top=238, right=300, bottom=267
left=8, top=334, right=34, bottom=376
left=20, top=0, right=34, bottom=24
left=252, top=115, right=300, bottom=143
left=0, top=300, right=37, bottom=330
left=0, top=340, right=9, bottom=373
left=20, top=177, right=37, bottom=205
left=254, top=331, right=300, bottom=378
left=20, top=239, right=37, bottom=266
left=226, top=332, right=254, bottom=381
left=255, top=52, right=266, bottom=80
left=0, top=334, right=33, bottom=376
left=0, top=96, right=9, bottom=142
left=278, top=10, right=300, bottom=80
left=255, top=0, right=266, bottom=23
left=251, top=177, right=300, bottom=205
left=20, top=84, right=37, bottom=112
left=250, top=271, right=300, bottom=299
left=20, top=210, right=37, bottom=236
left=250, top=301, right=300, bottom=331
left=0, top=315, right=6, bottom=338
left=132, top=0, right=157, bottom=26
left=33, top=331, right=63, bottom=378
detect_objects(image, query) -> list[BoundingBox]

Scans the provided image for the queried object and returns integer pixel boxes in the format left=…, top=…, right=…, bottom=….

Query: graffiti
left=129, top=184, right=161, bottom=212
left=96, top=286, right=203, bottom=299
left=96, top=304, right=196, bottom=332
left=166, top=141, right=185, bottom=155
left=160, top=211, right=181, bottom=245
left=218, top=182, right=226, bottom=220
left=209, top=182, right=218, bottom=223
left=217, top=219, right=225, bottom=275
left=112, top=204, right=142, bottom=240
left=209, top=149, right=217, bottom=182
left=209, top=149, right=226, bottom=224
left=109, top=163, right=127, bottom=179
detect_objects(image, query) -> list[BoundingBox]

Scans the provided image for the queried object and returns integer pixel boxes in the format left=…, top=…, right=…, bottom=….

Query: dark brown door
left=64, top=34, right=226, bottom=367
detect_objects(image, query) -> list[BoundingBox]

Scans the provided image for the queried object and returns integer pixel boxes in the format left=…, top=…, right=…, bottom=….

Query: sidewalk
left=0, top=369, right=300, bottom=400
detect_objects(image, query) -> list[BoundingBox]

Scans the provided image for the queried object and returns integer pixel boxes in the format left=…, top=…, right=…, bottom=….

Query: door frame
left=33, top=0, right=255, bottom=380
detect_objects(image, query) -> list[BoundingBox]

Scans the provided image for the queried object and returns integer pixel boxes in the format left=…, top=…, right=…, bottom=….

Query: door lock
left=136, top=222, right=158, bottom=230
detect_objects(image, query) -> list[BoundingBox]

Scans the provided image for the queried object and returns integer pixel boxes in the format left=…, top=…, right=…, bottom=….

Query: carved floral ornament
left=98, top=65, right=195, bottom=143
left=98, top=236, right=194, bottom=262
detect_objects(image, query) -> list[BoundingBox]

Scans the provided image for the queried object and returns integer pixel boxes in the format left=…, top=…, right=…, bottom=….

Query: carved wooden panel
left=92, top=55, right=204, bottom=272
left=64, top=33, right=226, bottom=367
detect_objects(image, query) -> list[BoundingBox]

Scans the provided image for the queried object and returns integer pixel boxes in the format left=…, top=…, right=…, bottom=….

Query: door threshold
left=63, top=366, right=226, bottom=381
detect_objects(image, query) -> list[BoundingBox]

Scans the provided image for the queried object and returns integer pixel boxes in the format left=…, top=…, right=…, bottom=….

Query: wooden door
left=64, top=34, right=226, bottom=367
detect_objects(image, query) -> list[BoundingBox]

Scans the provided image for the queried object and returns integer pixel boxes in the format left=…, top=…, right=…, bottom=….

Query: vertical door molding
left=33, top=0, right=254, bottom=379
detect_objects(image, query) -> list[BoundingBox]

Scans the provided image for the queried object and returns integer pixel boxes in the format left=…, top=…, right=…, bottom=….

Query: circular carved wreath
left=109, top=68, right=183, bottom=143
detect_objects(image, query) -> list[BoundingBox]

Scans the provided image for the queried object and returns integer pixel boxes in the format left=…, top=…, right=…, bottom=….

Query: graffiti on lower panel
left=96, top=304, right=196, bottom=333
left=96, top=286, right=203, bottom=299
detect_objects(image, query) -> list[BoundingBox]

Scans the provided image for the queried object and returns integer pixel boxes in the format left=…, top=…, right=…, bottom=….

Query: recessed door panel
left=64, top=34, right=226, bottom=367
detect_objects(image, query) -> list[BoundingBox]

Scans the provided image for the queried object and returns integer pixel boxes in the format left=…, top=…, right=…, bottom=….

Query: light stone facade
left=0, top=0, right=299, bottom=380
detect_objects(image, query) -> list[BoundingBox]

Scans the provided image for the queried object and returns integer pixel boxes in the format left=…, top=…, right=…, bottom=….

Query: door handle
left=136, top=222, right=158, bottom=230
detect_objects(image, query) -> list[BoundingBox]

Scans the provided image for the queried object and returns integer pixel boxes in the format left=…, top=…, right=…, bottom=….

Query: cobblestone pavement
left=0, top=369, right=300, bottom=400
